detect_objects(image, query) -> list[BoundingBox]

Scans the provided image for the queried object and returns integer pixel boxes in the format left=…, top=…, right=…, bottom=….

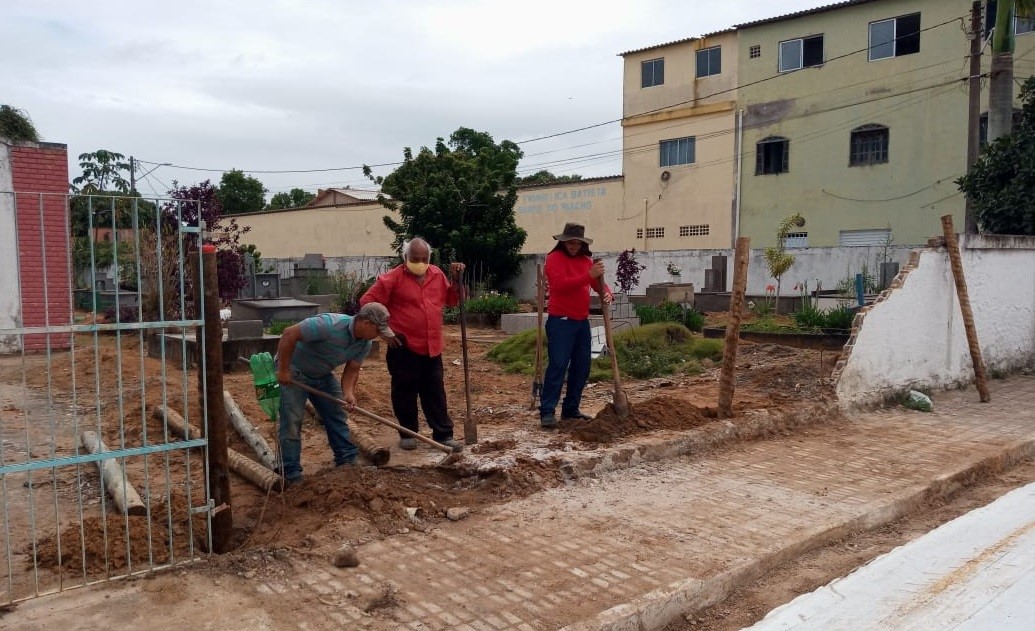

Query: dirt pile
left=564, top=395, right=714, bottom=443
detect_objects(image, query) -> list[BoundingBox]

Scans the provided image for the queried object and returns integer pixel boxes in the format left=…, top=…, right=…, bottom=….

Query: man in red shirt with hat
left=360, top=237, right=464, bottom=450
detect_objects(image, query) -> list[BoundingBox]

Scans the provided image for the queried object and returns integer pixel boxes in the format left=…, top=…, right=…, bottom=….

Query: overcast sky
left=1, top=0, right=830, bottom=199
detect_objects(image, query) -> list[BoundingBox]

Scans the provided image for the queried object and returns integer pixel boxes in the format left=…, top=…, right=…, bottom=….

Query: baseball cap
left=356, top=302, right=395, bottom=338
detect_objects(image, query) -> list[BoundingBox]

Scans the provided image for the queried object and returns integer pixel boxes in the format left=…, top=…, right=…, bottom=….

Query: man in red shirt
left=360, top=237, right=464, bottom=450
left=540, top=223, right=612, bottom=428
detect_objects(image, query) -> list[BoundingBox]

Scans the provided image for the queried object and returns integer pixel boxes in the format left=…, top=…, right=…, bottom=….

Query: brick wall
left=10, top=143, right=71, bottom=352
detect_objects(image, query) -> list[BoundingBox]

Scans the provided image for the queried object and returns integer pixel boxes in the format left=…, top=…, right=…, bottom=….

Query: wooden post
left=718, top=237, right=751, bottom=418
left=199, top=245, right=233, bottom=551
left=459, top=273, right=476, bottom=445
left=80, top=431, right=147, bottom=516
left=941, top=215, right=991, bottom=402
left=224, top=390, right=278, bottom=470
left=155, top=407, right=282, bottom=493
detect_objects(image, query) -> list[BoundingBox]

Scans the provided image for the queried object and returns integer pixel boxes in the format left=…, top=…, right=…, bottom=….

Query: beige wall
left=515, top=178, right=625, bottom=253
left=234, top=202, right=399, bottom=258
left=620, top=31, right=740, bottom=251
left=737, top=0, right=1035, bottom=247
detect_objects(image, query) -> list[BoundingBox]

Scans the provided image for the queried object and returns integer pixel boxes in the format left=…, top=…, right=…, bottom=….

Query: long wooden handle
left=289, top=379, right=453, bottom=454
left=601, top=303, right=623, bottom=391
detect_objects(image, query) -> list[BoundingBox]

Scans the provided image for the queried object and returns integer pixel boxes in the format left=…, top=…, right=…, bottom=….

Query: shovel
left=287, top=379, right=464, bottom=466
left=600, top=284, right=630, bottom=420
left=529, top=263, right=545, bottom=411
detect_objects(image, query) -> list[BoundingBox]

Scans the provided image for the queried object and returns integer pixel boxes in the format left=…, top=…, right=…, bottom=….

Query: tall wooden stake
left=941, top=216, right=990, bottom=402
left=965, top=1, right=982, bottom=234
left=459, top=272, right=476, bottom=445
left=718, top=237, right=751, bottom=418
left=200, top=245, right=233, bottom=551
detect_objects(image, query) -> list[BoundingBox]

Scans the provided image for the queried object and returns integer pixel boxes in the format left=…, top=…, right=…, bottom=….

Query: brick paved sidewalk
left=8, top=377, right=1035, bottom=631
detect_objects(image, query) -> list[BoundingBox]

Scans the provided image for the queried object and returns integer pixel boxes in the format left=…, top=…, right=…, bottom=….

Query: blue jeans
left=539, top=316, right=591, bottom=418
left=278, top=368, right=358, bottom=481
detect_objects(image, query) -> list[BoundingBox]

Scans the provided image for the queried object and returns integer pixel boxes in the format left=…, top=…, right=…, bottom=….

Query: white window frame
left=778, top=34, right=822, bottom=72
left=641, top=57, right=664, bottom=88
left=868, top=13, right=921, bottom=61
left=696, top=46, right=721, bottom=78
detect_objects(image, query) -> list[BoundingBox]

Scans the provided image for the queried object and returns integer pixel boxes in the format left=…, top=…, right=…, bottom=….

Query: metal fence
left=0, top=192, right=213, bottom=604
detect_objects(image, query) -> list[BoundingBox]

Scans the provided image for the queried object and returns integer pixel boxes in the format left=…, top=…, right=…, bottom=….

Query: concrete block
left=227, top=319, right=264, bottom=340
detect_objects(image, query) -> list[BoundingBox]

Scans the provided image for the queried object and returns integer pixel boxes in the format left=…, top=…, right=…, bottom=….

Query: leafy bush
left=328, top=271, right=375, bottom=315
left=486, top=328, right=539, bottom=374
left=590, top=322, right=722, bottom=380
left=823, top=304, right=855, bottom=330
left=793, top=304, right=826, bottom=331
left=267, top=320, right=293, bottom=335
left=634, top=300, right=703, bottom=332
left=443, top=306, right=460, bottom=324
left=615, top=249, right=647, bottom=293
left=464, top=291, right=518, bottom=319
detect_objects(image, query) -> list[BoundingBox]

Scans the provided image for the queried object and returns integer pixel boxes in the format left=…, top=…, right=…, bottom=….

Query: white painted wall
left=0, top=143, right=21, bottom=354
left=837, top=235, right=1035, bottom=407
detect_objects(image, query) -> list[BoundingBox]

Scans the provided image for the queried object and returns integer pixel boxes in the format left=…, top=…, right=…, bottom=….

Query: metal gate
left=0, top=191, right=214, bottom=604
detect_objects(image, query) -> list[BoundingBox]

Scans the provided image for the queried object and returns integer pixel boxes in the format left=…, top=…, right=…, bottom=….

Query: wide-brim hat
left=355, top=302, right=395, bottom=338
left=552, top=222, right=593, bottom=245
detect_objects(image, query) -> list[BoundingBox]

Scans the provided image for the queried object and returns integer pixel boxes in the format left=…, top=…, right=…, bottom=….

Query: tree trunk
left=223, top=390, right=278, bottom=470
left=988, top=52, right=1015, bottom=143
left=80, top=431, right=147, bottom=516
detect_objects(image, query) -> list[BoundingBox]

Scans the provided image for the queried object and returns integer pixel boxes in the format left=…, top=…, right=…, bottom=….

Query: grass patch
left=487, top=322, right=723, bottom=381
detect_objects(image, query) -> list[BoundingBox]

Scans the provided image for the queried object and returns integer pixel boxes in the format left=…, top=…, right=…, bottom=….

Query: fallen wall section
left=835, top=235, right=1035, bottom=407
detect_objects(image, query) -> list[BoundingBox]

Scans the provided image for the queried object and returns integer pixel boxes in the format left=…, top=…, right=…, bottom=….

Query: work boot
left=540, top=412, right=557, bottom=429
left=399, top=437, right=417, bottom=450
left=439, top=438, right=462, bottom=451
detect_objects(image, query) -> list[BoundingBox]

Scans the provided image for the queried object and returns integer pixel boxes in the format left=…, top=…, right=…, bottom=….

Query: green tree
left=217, top=169, right=267, bottom=214
left=763, top=213, right=805, bottom=314
left=515, top=170, right=583, bottom=186
left=958, top=75, right=1035, bottom=235
left=0, top=105, right=39, bottom=142
left=988, top=0, right=1035, bottom=142
left=268, top=187, right=316, bottom=209
left=69, top=150, right=155, bottom=237
left=363, top=127, right=527, bottom=289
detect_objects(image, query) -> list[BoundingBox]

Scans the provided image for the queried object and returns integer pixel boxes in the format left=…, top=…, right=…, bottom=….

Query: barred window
left=637, top=227, right=665, bottom=239
left=680, top=224, right=710, bottom=237
left=784, top=231, right=808, bottom=248
left=749, top=44, right=761, bottom=58
left=849, top=124, right=889, bottom=166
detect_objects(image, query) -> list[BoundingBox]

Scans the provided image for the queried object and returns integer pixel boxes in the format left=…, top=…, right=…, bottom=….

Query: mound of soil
left=563, top=395, right=714, bottom=443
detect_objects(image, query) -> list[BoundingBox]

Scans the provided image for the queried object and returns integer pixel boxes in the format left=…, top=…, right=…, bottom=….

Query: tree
left=71, top=150, right=131, bottom=194
left=217, top=169, right=267, bottom=214
left=988, top=0, right=1035, bottom=142
left=957, top=75, right=1035, bottom=235
left=363, top=127, right=527, bottom=289
left=0, top=105, right=39, bottom=142
left=165, top=180, right=253, bottom=305
left=515, top=170, right=583, bottom=186
left=268, top=188, right=316, bottom=209
left=763, top=213, right=805, bottom=314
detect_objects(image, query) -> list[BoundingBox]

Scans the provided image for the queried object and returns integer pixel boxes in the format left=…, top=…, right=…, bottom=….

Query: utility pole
left=965, top=0, right=982, bottom=234
left=129, top=156, right=136, bottom=194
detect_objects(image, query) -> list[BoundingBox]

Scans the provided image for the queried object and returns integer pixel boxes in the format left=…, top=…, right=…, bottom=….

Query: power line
left=137, top=14, right=967, bottom=179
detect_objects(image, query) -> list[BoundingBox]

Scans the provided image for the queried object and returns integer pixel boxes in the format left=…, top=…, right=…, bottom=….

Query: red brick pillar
left=10, top=142, right=71, bottom=352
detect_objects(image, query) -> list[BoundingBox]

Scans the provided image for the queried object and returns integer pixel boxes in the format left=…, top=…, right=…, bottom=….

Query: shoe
left=399, top=437, right=417, bottom=450
left=438, top=438, right=462, bottom=451
left=562, top=411, right=593, bottom=421
left=336, top=458, right=357, bottom=467
left=540, top=413, right=557, bottom=428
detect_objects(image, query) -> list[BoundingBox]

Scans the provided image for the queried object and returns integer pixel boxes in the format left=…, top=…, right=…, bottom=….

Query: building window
left=659, top=137, right=696, bottom=167
left=778, top=34, right=824, bottom=72
left=641, top=57, right=664, bottom=88
left=839, top=229, right=892, bottom=247
left=756, top=136, right=789, bottom=175
left=749, top=44, right=761, bottom=58
left=636, top=227, right=665, bottom=239
left=985, top=2, right=1035, bottom=36
left=680, top=224, right=710, bottom=237
left=849, top=124, right=889, bottom=166
left=868, top=13, right=921, bottom=61
left=696, top=46, right=721, bottom=78
left=784, top=232, right=808, bottom=248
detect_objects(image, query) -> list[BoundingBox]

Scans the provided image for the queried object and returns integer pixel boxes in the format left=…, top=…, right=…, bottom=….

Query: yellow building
left=735, top=0, right=1035, bottom=247
left=619, top=30, right=740, bottom=251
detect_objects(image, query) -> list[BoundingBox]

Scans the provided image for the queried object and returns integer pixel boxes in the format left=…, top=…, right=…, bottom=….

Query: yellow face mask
left=406, top=261, right=429, bottom=276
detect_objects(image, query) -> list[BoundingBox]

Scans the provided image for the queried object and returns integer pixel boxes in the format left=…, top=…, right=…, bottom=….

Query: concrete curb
left=560, top=435, right=1035, bottom=631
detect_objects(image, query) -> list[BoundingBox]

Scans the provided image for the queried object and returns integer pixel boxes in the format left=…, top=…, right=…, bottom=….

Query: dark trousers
left=539, top=315, right=592, bottom=418
left=385, top=345, right=454, bottom=442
